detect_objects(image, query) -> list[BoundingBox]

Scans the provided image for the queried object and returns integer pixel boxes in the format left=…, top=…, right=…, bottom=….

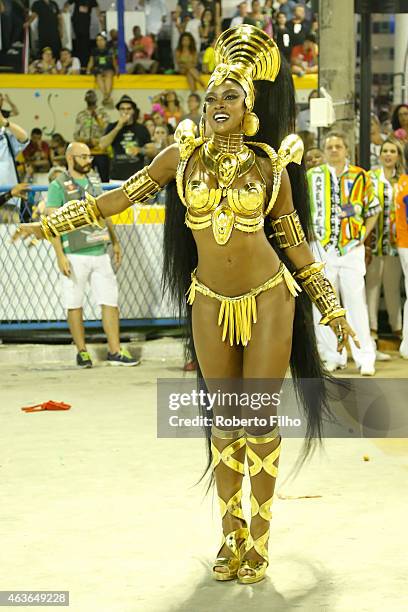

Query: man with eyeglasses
left=45, top=141, right=139, bottom=367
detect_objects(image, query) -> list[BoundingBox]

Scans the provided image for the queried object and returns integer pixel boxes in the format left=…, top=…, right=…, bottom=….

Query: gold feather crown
left=208, top=25, right=281, bottom=112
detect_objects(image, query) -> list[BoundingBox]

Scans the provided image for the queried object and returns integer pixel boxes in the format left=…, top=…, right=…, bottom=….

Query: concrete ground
left=0, top=340, right=407, bottom=612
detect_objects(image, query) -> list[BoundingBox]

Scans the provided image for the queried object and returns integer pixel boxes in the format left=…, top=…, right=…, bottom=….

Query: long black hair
left=163, top=56, right=336, bottom=490
left=391, top=103, right=408, bottom=131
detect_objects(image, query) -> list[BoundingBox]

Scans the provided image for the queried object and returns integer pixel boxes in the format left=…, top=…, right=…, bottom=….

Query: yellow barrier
left=0, top=73, right=317, bottom=91
left=111, top=205, right=165, bottom=225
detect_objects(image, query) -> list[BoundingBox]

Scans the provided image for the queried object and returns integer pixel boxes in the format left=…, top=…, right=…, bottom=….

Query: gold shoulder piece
left=174, top=119, right=204, bottom=206
left=249, top=141, right=280, bottom=216
left=277, top=134, right=304, bottom=172
left=249, top=136, right=304, bottom=217
left=174, top=119, right=202, bottom=161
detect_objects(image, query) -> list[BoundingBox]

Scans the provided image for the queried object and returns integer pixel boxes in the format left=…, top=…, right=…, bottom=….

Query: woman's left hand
left=328, top=316, right=360, bottom=352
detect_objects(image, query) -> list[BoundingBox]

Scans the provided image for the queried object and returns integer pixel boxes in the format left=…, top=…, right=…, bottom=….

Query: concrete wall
left=1, top=74, right=317, bottom=140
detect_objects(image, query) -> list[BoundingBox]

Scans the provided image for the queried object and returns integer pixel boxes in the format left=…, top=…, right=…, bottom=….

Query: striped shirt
left=369, top=168, right=398, bottom=256
left=307, top=163, right=381, bottom=255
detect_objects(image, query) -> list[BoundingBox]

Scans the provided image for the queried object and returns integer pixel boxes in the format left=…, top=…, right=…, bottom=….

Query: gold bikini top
left=174, top=120, right=303, bottom=245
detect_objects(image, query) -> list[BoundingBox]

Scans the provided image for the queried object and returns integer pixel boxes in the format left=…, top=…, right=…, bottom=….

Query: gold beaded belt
left=186, top=263, right=301, bottom=346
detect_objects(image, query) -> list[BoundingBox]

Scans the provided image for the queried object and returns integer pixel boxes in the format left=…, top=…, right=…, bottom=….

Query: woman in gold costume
left=15, top=26, right=358, bottom=585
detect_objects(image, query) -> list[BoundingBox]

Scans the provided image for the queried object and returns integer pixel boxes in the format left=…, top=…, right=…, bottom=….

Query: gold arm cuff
left=294, top=262, right=346, bottom=325
left=40, top=192, right=103, bottom=241
left=270, top=210, right=306, bottom=249
left=122, top=167, right=161, bottom=204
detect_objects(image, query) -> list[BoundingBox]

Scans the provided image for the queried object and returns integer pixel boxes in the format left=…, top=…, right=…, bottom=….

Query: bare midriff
left=194, top=226, right=281, bottom=296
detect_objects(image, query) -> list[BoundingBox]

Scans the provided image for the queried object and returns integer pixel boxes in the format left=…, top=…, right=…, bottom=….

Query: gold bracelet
left=270, top=210, right=306, bottom=249
left=122, top=167, right=161, bottom=204
left=40, top=192, right=103, bottom=241
left=294, top=262, right=346, bottom=325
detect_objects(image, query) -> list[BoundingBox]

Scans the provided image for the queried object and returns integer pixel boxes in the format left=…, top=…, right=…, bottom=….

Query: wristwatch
left=2, top=120, right=10, bottom=128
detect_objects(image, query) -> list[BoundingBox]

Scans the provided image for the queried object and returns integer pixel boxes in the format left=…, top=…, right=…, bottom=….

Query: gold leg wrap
left=211, top=427, right=249, bottom=581
left=186, top=263, right=301, bottom=346
left=238, top=427, right=281, bottom=585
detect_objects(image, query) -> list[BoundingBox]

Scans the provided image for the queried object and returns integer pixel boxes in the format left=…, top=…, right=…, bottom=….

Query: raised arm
left=4, top=95, right=19, bottom=117
left=13, top=144, right=180, bottom=242
left=99, top=119, right=124, bottom=150
left=0, top=112, right=28, bottom=143
left=96, top=143, right=179, bottom=217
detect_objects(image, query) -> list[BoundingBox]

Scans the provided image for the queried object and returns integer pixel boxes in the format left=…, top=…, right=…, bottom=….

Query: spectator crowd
left=1, top=1, right=318, bottom=85
left=1, top=2, right=408, bottom=369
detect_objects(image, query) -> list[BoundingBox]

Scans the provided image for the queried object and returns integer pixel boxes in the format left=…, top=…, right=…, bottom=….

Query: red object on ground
left=21, top=401, right=71, bottom=413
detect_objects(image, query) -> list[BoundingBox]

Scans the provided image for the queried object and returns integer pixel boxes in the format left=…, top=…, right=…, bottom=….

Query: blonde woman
left=366, top=138, right=404, bottom=358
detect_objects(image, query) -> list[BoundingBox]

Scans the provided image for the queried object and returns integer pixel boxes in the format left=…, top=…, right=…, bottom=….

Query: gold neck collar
left=201, top=135, right=254, bottom=192
left=210, top=133, right=245, bottom=154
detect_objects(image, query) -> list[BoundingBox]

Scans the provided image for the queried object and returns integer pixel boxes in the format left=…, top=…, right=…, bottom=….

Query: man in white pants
left=46, top=141, right=139, bottom=368
left=307, top=131, right=380, bottom=375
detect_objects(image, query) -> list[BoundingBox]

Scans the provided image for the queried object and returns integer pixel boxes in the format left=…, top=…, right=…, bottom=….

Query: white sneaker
left=360, top=366, right=376, bottom=376
left=399, top=350, right=408, bottom=360
left=324, top=362, right=346, bottom=373
left=375, top=350, right=391, bottom=362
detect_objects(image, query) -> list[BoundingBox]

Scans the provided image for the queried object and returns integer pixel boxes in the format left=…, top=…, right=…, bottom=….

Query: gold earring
left=199, top=114, right=206, bottom=140
left=242, top=111, right=259, bottom=137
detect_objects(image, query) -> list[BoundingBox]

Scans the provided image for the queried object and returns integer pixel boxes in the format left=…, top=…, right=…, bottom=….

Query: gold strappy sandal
left=238, top=427, right=281, bottom=585
left=211, top=426, right=249, bottom=581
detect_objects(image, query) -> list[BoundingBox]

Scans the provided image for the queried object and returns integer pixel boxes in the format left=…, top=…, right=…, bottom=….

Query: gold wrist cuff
left=319, top=309, right=347, bottom=325
left=40, top=192, right=103, bottom=241
left=122, top=167, right=161, bottom=204
left=294, top=262, right=346, bottom=325
left=270, top=210, right=306, bottom=249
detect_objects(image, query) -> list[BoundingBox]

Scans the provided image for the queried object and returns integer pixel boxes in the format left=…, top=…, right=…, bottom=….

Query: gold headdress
left=208, top=25, right=281, bottom=112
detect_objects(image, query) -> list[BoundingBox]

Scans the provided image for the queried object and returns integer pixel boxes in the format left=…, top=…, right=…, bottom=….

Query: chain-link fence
left=0, top=185, right=178, bottom=331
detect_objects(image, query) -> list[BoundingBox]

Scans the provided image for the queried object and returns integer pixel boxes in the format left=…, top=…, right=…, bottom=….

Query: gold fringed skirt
left=186, top=262, right=301, bottom=347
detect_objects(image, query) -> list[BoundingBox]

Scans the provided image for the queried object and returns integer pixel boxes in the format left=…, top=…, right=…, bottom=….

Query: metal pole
left=117, top=0, right=126, bottom=75
left=319, top=0, right=355, bottom=156
left=359, top=11, right=371, bottom=170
